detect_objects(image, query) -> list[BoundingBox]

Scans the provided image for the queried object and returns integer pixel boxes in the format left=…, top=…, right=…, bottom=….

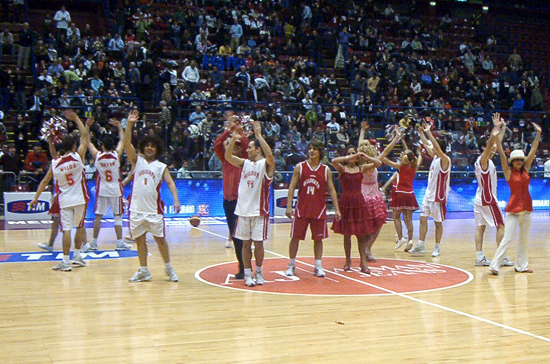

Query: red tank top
left=396, top=164, right=416, bottom=193
left=505, top=168, right=532, bottom=213
left=295, top=161, right=328, bottom=219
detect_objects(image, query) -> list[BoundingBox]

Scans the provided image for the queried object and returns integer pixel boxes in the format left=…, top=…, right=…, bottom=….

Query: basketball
left=189, top=215, right=201, bottom=227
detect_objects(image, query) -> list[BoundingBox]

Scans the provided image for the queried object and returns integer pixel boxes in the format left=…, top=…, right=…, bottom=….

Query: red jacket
left=214, top=130, right=249, bottom=201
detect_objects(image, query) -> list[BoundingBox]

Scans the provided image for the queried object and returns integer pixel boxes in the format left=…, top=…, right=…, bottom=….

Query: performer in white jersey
left=30, top=109, right=90, bottom=271
left=225, top=119, right=274, bottom=287
left=124, top=110, right=180, bottom=283
left=409, top=121, right=451, bottom=257
left=473, top=113, right=513, bottom=267
left=82, top=117, right=131, bottom=252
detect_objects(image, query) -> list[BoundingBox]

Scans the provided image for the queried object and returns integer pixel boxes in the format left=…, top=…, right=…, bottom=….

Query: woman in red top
left=379, top=131, right=423, bottom=252
left=488, top=121, right=541, bottom=275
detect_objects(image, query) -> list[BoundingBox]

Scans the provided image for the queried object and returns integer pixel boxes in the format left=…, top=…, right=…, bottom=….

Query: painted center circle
left=196, top=257, right=473, bottom=296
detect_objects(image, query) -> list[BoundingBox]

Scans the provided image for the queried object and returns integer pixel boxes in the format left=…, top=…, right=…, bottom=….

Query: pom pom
left=40, top=116, right=68, bottom=144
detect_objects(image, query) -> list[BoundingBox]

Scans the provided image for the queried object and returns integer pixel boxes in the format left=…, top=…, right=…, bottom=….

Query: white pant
left=489, top=212, right=532, bottom=273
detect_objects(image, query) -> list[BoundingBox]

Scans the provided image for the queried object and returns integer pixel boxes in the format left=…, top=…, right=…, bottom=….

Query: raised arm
left=63, top=109, right=89, bottom=160
left=378, top=129, right=401, bottom=161
left=358, top=120, right=369, bottom=146
left=525, top=122, right=542, bottom=170
left=418, top=124, right=435, bottom=157
left=494, top=126, right=511, bottom=180
left=251, top=120, right=275, bottom=177
left=224, top=131, right=246, bottom=168
left=124, top=110, right=139, bottom=166
left=479, top=113, right=502, bottom=170
left=423, top=122, right=450, bottom=169
left=163, top=167, right=180, bottom=213
left=47, top=136, right=58, bottom=159
left=110, top=118, right=125, bottom=156
left=86, top=116, right=99, bottom=158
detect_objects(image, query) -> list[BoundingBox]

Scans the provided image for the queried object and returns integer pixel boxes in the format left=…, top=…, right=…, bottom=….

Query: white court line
left=194, top=226, right=550, bottom=344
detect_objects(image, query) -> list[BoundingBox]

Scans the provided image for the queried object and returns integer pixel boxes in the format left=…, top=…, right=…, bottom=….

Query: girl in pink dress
left=331, top=146, right=381, bottom=273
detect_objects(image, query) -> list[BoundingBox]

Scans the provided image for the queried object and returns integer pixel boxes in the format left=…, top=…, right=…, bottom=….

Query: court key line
left=193, top=226, right=550, bottom=344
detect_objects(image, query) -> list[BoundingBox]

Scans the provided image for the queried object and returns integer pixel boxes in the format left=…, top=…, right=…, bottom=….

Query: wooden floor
left=1, top=214, right=550, bottom=364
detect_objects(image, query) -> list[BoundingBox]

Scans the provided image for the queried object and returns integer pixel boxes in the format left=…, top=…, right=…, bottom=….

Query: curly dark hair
left=138, top=135, right=164, bottom=157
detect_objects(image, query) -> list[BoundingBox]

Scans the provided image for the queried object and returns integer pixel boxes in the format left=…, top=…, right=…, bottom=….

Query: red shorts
left=290, top=217, right=328, bottom=241
left=49, top=196, right=60, bottom=216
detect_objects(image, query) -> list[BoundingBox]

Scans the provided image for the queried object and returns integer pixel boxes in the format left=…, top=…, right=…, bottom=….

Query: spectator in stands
left=508, top=49, right=522, bottom=67
left=176, top=160, right=191, bottom=179
left=107, top=33, right=125, bottom=60
left=0, top=143, right=22, bottom=192
left=0, top=28, right=15, bottom=59
left=17, top=23, right=33, bottom=71
left=24, top=142, right=49, bottom=184
left=182, top=60, right=200, bottom=93
left=66, top=23, right=80, bottom=41
left=209, top=65, right=224, bottom=89
left=48, top=58, right=65, bottom=79
left=189, top=106, right=206, bottom=126
left=229, top=18, right=243, bottom=53
left=235, top=65, right=251, bottom=101
left=54, top=5, right=71, bottom=38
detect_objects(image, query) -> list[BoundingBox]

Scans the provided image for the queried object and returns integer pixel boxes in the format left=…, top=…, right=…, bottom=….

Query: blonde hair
left=358, top=140, right=378, bottom=158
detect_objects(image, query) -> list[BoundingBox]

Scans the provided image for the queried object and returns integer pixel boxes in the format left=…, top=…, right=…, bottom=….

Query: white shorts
left=234, top=215, right=269, bottom=241
left=474, top=203, right=504, bottom=227
left=420, top=201, right=447, bottom=222
left=60, top=204, right=87, bottom=232
left=94, top=195, right=123, bottom=215
left=129, top=212, right=165, bottom=238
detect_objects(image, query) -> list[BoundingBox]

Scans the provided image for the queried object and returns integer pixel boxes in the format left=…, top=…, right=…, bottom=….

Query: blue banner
left=0, top=250, right=138, bottom=264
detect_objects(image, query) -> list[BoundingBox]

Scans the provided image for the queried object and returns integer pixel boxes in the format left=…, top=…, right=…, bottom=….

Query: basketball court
left=1, top=213, right=549, bottom=363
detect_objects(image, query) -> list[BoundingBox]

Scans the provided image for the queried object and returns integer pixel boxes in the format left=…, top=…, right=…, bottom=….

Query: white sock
left=255, top=266, right=263, bottom=274
left=140, top=266, right=149, bottom=273
left=117, top=239, right=124, bottom=245
left=91, top=238, right=98, bottom=244
left=476, top=251, right=484, bottom=260
left=63, top=255, right=70, bottom=264
left=74, top=249, right=81, bottom=259
left=164, top=262, right=172, bottom=270
left=434, top=243, right=440, bottom=248
left=289, top=258, right=296, bottom=266
left=418, top=240, right=425, bottom=247
left=244, top=268, right=252, bottom=276
left=315, top=259, right=322, bottom=268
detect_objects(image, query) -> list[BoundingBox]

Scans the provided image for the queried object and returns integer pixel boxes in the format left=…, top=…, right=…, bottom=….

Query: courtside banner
left=0, top=250, right=138, bottom=264
left=4, top=192, right=52, bottom=221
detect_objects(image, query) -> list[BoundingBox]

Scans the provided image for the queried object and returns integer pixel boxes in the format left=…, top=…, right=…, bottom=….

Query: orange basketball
left=189, top=215, right=201, bottom=227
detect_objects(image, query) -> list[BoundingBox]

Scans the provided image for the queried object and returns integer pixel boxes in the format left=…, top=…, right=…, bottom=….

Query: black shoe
left=234, top=271, right=245, bottom=279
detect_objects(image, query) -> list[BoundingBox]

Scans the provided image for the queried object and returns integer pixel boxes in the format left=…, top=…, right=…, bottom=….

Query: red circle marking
left=195, top=257, right=473, bottom=296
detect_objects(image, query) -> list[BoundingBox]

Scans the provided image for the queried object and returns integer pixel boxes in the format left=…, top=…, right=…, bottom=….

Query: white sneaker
left=129, top=270, right=152, bottom=282
left=501, top=257, right=514, bottom=267
left=71, top=256, right=86, bottom=267
left=395, top=238, right=408, bottom=250
left=285, top=264, right=295, bottom=276
left=115, top=241, right=132, bottom=251
left=255, top=271, right=265, bottom=285
left=476, top=256, right=491, bottom=266
left=165, top=267, right=179, bottom=282
left=409, top=244, right=426, bottom=254
left=432, top=245, right=441, bottom=257
left=314, top=267, right=326, bottom=277
left=38, top=243, right=53, bottom=252
left=225, top=239, right=232, bottom=248
left=404, top=240, right=414, bottom=252
left=244, top=273, right=255, bottom=287
left=52, top=261, right=72, bottom=271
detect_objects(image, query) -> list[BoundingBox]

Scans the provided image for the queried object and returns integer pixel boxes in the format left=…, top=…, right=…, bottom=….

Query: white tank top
left=129, top=155, right=166, bottom=214
left=474, top=156, right=498, bottom=205
left=52, top=152, right=89, bottom=208
left=235, top=158, right=272, bottom=217
left=95, top=151, right=122, bottom=197
left=424, top=156, right=450, bottom=203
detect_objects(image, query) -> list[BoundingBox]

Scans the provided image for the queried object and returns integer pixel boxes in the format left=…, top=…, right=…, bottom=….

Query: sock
left=255, top=266, right=263, bottom=274
left=418, top=240, right=425, bottom=247
left=74, top=249, right=81, bottom=259
left=476, top=251, right=484, bottom=260
left=289, top=258, right=296, bottom=266
left=63, top=255, right=70, bottom=264
left=315, top=259, right=322, bottom=268
left=244, top=268, right=252, bottom=276
left=91, top=238, right=98, bottom=245
left=140, top=266, right=149, bottom=273
left=117, top=239, right=124, bottom=245
left=164, top=262, right=172, bottom=270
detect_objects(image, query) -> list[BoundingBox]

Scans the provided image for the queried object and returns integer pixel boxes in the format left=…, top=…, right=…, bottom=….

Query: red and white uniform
left=51, top=152, right=89, bottom=231
left=235, top=158, right=272, bottom=217
left=234, top=158, right=272, bottom=241
left=95, top=151, right=122, bottom=197
left=291, top=161, right=329, bottom=240
left=420, top=156, right=450, bottom=222
left=474, top=157, right=504, bottom=227
left=52, top=152, right=89, bottom=209
left=128, top=155, right=166, bottom=215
